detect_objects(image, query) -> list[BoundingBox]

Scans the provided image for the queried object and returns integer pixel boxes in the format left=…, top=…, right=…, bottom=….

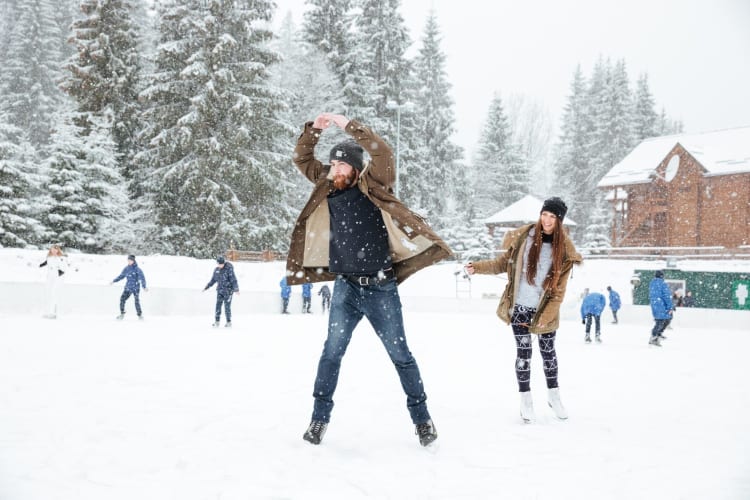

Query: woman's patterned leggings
left=511, top=305, right=559, bottom=392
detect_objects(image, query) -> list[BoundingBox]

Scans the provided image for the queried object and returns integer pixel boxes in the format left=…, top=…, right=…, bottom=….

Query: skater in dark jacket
left=580, top=290, right=606, bottom=343
left=203, top=256, right=239, bottom=327
left=318, top=284, right=331, bottom=313
left=111, top=255, right=147, bottom=320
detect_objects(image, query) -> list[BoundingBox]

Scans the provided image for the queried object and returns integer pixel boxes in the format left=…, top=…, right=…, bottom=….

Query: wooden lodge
left=597, top=126, right=750, bottom=256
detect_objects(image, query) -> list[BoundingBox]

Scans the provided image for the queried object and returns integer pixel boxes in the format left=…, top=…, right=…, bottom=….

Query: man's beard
left=332, top=170, right=358, bottom=190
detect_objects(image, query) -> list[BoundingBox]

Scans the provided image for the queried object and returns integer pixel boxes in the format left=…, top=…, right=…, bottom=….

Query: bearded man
left=287, top=112, right=451, bottom=447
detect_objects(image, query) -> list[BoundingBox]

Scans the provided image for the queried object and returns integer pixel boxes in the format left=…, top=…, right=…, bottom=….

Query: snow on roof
left=598, top=126, right=750, bottom=187
left=484, top=194, right=578, bottom=226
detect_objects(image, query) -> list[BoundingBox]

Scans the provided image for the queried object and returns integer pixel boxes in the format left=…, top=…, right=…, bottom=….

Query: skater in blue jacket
left=111, top=255, right=147, bottom=320
left=607, top=286, right=621, bottom=324
left=648, top=270, right=674, bottom=346
left=580, top=290, right=606, bottom=343
left=203, top=256, right=239, bottom=327
left=302, top=282, right=313, bottom=313
left=280, top=277, right=291, bottom=314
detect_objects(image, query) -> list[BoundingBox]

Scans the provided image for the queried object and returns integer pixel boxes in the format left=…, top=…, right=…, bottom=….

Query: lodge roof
left=597, top=126, right=750, bottom=188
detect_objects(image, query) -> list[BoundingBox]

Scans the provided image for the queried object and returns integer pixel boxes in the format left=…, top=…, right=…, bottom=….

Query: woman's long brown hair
left=525, top=217, right=565, bottom=292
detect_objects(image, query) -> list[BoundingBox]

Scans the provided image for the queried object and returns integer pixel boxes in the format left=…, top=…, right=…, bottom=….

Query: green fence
left=632, top=269, right=750, bottom=310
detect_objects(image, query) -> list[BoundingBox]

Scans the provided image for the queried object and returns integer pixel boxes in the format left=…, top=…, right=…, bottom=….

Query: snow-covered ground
left=1, top=249, right=748, bottom=499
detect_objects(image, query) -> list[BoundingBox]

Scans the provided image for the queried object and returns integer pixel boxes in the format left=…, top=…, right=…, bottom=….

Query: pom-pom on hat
left=329, top=139, right=364, bottom=171
left=541, top=197, right=568, bottom=221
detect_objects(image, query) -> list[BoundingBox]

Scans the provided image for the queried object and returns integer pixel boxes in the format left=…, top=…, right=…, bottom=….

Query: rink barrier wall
left=0, top=282, right=746, bottom=330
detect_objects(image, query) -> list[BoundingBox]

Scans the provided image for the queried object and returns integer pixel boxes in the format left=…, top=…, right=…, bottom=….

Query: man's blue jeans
left=311, top=275, right=431, bottom=425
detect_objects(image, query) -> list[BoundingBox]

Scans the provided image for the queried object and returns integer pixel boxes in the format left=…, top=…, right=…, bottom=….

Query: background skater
left=203, top=256, right=239, bottom=327
left=39, top=244, right=68, bottom=319
left=111, top=255, right=147, bottom=320
left=581, top=289, right=606, bottom=343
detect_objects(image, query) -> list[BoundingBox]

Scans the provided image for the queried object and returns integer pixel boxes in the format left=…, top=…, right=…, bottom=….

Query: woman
left=39, top=244, right=68, bottom=319
left=465, top=197, right=582, bottom=423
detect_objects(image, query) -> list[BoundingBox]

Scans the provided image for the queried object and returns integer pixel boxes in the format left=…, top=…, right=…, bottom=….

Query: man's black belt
left=341, top=268, right=395, bottom=286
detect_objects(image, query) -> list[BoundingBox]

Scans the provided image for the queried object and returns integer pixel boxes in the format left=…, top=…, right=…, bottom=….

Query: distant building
left=597, top=126, right=750, bottom=251
left=484, top=194, right=578, bottom=245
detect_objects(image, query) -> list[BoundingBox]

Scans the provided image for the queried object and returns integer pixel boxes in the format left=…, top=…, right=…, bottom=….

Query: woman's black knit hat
left=541, top=197, right=568, bottom=221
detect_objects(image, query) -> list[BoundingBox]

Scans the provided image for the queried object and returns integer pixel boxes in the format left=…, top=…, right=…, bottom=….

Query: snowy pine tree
left=40, top=107, right=128, bottom=252
left=138, top=0, right=293, bottom=257
left=577, top=57, right=633, bottom=230
left=0, top=122, right=43, bottom=247
left=471, top=94, right=529, bottom=218
left=410, top=10, right=463, bottom=223
left=506, top=94, right=554, bottom=196
left=441, top=217, right=495, bottom=262
left=62, top=0, right=143, bottom=185
left=632, top=73, right=658, bottom=142
left=580, top=192, right=611, bottom=252
left=301, top=0, right=377, bottom=123
left=553, top=65, right=590, bottom=216
left=301, top=0, right=353, bottom=80
left=0, top=0, right=67, bottom=150
left=272, top=13, right=344, bottom=146
left=0, top=0, right=69, bottom=246
left=655, top=107, right=684, bottom=135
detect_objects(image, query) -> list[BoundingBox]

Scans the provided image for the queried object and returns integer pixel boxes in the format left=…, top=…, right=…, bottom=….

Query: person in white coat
left=39, top=244, right=68, bottom=319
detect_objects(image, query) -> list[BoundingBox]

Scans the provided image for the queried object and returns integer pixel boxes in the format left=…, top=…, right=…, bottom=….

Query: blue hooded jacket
left=280, top=277, right=291, bottom=299
left=113, top=262, right=147, bottom=292
left=581, top=292, right=606, bottom=320
left=649, top=277, right=674, bottom=319
left=608, top=289, right=621, bottom=311
left=302, top=282, right=313, bottom=298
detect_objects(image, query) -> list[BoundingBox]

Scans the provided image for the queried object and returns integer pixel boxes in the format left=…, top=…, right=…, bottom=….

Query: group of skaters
left=33, top=112, right=701, bottom=450
left=578, top=272, right=693, bottom=347
left=279, top=277, right=331, bottom=314
left=579, top=286, right=620, bottom=343
left=38, top=247, right=332, bottom=325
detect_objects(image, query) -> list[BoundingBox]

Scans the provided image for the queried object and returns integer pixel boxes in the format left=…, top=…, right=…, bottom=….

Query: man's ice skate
left=212, top=321, right=220, bottom=327
left=547, top=387, right=568, bottom=420
left=225, top=322, right=232, bottom=328
left=584, top=333, right=591, bottom=343
left=303, top=420, right=327, bottom=445
left=116, top=313, right=124, bottom=320
left=595, top=334, right=602, bottom=343
left=520, top=391, right=535, bottom=423
left=415, top=420, right=438, bottom=447
left=649, top=335, right=662, bottom=346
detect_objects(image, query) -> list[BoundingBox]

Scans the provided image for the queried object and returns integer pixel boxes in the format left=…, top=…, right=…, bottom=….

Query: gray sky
left=273, top=0, right=750, bottom=158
